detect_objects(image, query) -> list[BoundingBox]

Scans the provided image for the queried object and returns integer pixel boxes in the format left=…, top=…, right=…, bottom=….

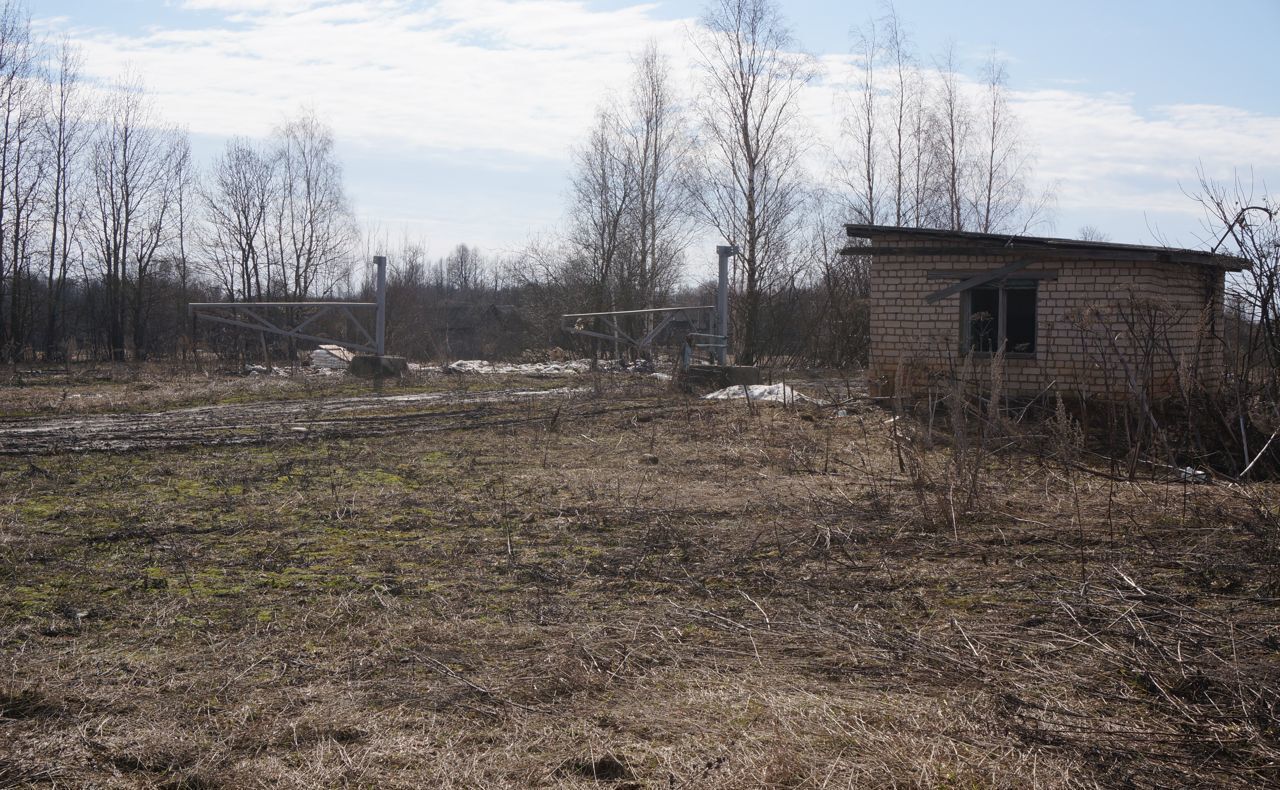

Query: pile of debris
left=310, top=345, right=356, bottom=370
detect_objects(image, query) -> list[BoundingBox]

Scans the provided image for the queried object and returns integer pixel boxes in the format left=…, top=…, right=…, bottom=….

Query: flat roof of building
left=842, top=223, right=1250, bottom=271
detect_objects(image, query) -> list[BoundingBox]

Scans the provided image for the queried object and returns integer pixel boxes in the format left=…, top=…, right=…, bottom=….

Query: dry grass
left=0, top=373, right=1277, bottom=788
left=0, top=360, right=578, bottom=419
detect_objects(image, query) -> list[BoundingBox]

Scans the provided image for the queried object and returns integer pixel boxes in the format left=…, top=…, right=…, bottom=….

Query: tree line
left=6, top=0, right=1269, bottom=372
left=0, top=0, right=1064, bottom=366
left=0, top=1, right=357, bottom=363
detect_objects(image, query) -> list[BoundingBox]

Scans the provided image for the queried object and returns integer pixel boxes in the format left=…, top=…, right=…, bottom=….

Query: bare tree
left=542, top=44, right=694, bottom=360
left=840, top=17, right=881, bottom=224
left=837, top=16, right=1053, bottom=236
left=883, top=6, right=922, bottom=226
left=809, top=191, right=871, bottom=365
left=972, top=54, right=1050, bottom=233
left=171, top=130, right=196, bottom=355
left=270, top=111, right=353, bottom=301
left=40, top=39, right=87, bottom=360
left=127, top=131, right=187, bottom=359
left=202, top=137, right=275, bottom=301
left=690, top=0, right=816, bottom=364
left=1078, top=224, right=1110, bottom=242
left=0, top=0, right=39, bottom=359
left=906, top=48, right=936, bottom=227
left=567, top=107, right=635, bottom=317
left=90, top=76, right=186, bottom=360
left=1191, top=171, right=1278, bottom=377
left=445, top=242, right=483, bottom=293
left=624, top=41, right=693, bottom=312
left=932, top=44, right=971, bottom=231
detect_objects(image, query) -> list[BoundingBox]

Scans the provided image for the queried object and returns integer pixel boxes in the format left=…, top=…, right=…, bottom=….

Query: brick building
left=844, top=224, right=1250, bottom=398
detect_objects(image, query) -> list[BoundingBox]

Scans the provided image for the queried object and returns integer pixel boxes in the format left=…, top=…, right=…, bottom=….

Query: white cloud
left=38, top=1, right=1280, bottom=250
left=1015, top=89, right=1280, bottom=217
left=59, top=0, right=693, bottom=163
left=179, top=0, right=328, bottom=14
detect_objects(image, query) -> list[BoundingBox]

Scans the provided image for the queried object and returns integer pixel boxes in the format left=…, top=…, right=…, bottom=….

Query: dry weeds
left=0, top=361, right=574, bottom=420
left=0, top=373, right=1277, bottom=788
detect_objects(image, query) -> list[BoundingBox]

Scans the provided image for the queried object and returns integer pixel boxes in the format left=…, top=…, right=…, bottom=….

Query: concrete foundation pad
left=348, top=355, right=408, bottom=378
left=681, top=365, right=763, bottom=389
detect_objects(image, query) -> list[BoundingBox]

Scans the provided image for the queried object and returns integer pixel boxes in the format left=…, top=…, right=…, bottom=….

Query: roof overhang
left=840, top=223, right=1251, bottom=272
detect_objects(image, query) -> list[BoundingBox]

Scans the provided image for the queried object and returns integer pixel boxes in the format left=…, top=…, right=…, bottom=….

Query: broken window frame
left=959, top=279, right=1039, bottom=358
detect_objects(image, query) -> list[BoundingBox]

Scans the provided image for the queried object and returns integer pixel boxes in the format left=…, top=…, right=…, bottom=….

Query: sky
left=32, top=0, right=1280, bottom=278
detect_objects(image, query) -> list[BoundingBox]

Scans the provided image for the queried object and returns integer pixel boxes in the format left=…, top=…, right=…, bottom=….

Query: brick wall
left=866, top=234, right=1227, bottom=398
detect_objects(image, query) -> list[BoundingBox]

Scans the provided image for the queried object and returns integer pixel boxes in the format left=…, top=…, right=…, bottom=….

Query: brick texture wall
left=867, top=234, right=1227, bottom=398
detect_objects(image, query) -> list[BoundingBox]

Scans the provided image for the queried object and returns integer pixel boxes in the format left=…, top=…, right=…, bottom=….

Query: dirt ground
left=1, top=366, right=1277, bottom=788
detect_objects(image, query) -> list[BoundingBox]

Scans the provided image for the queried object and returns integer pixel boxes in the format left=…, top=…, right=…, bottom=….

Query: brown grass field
left=1, top=365, right=1277, bottom=788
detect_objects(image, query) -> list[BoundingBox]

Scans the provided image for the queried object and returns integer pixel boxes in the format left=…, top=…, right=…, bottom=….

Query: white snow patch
left=245, top=364, right=290, bottom=377
left=378, top=386, right=586, bottom=405
left=703, top=383, right=818, bottom=404
left=446, top=359, right=594, bottom=377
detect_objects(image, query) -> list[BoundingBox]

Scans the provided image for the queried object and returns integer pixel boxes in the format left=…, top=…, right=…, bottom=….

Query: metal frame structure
left=560, top=305, right=717, bottom=355
left=714, top=244, right=737, bottom=365
left=560, top=245, right=738, bottom=366
left=190, top=256, right=388, bottom=356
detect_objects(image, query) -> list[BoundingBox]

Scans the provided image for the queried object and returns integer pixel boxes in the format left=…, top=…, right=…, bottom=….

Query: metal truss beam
left=190, top=257, right=389, bottom=357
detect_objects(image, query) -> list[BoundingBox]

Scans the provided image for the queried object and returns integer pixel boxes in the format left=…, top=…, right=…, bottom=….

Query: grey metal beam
left=638, top=309, right=683, bottom=347
left=189, top=256, right=392, bottom=357
left=339, top=305, right=375, bottom=346
left=292, top=305, right=333, bottom=334
left=559, top=298, right=724, bottom=360
left=562, top=305, right=714, bottom=319
left=561, top=327, right=629, bottom=345
left=191, top=312, right=375, bottom=353
left=188, top=302, right=376, bottom=310
left=374, top=256, right=387, bottom=356
left=602, top=316, right=640, bottom=347
left=715, top=245, right=737, bottom=365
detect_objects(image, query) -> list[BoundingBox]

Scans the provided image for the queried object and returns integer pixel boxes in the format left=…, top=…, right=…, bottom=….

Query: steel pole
left=715, top=245, right=735, bottom=365
left=374, top=255, right=387, bottom=356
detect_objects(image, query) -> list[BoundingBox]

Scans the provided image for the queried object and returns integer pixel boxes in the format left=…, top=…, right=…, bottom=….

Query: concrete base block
left=680, top=364, right=763, bottom=389
left=348, top=355, right=408, bottom=378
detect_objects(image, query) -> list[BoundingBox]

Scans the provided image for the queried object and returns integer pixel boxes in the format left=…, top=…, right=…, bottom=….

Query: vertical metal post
left=715, top=245, right=736, bottom=365
left=374, top=255, right=387, bottom=356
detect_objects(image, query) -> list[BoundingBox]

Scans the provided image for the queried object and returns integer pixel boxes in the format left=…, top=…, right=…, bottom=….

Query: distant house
left=843, top=224, right=1250, bottom=398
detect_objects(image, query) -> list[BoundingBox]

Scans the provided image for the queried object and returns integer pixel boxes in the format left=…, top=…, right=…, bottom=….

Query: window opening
left=963, top=281, right=1036, bottom=356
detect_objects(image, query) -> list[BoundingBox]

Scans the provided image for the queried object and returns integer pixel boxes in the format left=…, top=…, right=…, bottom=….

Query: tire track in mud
left=0, top=387, right=589, bottom=455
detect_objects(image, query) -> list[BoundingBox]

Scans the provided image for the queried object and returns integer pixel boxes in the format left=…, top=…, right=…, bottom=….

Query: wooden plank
left=927, top=270, right=1058, bottom=280
left=925, top=260, right=1034, bottom=304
